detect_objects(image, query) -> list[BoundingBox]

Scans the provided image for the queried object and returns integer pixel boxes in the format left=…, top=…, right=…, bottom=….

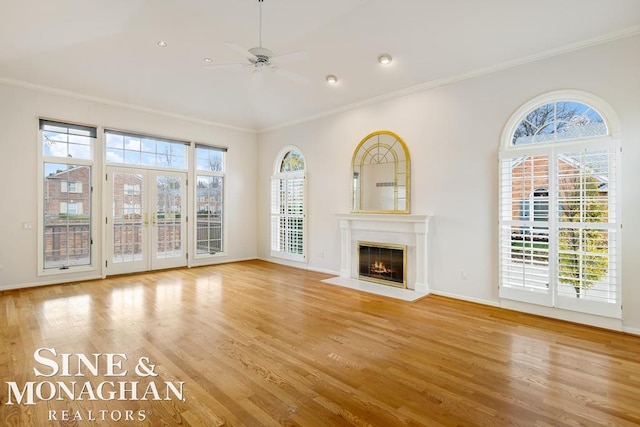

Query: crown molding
left=1, top=24, right=638, bottom=136
left=260, top=25, right=640, bottom=134
left=0, top=77, right=257, bottom=134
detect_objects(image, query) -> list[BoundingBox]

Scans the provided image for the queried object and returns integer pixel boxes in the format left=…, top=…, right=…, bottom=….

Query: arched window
left=512, top=101, right=607, bottom=145
left=271, top=147, right=306, bottom=262
left=499, top=91, right=621, bottom=318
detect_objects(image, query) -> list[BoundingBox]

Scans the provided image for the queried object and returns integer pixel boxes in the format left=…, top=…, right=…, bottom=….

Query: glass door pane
left=151, top=172, right=187, bottom=270
left=107, top=168, right=147, bottom=274
left=43, top=164, right=92, bottom=269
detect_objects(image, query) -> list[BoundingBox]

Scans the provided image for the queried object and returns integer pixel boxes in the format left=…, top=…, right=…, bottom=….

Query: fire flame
left=371, top=261, right=391, bottom=274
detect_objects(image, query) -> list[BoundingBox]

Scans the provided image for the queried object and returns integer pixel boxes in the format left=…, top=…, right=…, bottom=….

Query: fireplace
left=358, top=241, right=406, bottom=288
left=331, top=213, right=431, bottom=295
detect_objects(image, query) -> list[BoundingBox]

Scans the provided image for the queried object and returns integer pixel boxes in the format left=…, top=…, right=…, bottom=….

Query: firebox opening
left=358, top=241, right=406, bottom=288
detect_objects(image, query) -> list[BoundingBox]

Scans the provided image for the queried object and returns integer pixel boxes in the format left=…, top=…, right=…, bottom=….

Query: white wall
left=0, top=82, right=258, bottom=289
left=257, top=34, right=640, bottom=331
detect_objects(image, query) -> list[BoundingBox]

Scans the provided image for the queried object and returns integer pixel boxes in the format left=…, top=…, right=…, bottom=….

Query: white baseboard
left=188, top=256, right=257, bottom=268
left=306, top=265, right=340, bottom=276
left=500, top=299, right=624, bottom=331
left=257, top=257, right=339, bottom=276
left=257, top=256, right=300, bottom=269
left=429, top=290, right=500, bottom=307
left=0, top=274, right=103, bottom=292
left=428, top=290, right=640, bottom=335
left=622, top=326, right=640, bottom=336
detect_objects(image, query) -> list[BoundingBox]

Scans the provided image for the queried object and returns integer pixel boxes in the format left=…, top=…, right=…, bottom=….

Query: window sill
left=38, top=264, right=97, bottom=277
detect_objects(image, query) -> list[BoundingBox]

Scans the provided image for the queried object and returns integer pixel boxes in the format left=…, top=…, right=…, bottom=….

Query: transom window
left=280, top=150, right=305, bottom=172
left=512, top=101, right=607, bottom=145
left=271, top=147, right=306, bottom=262
left=42, top=119, right=93, bottom=160
left=105, top=130, right=187, bottom=170
left=499, top=93, right=620, bottom=318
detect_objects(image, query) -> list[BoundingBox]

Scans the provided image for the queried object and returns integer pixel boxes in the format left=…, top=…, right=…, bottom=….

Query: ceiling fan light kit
left=204, top=1, right=395, bottom=85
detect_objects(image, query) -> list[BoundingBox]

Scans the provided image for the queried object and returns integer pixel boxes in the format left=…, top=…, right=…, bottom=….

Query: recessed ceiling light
left=157, top=41, right=168, bottom=47
left=378, top=53, right=393, bottom=65
left=326, top=74, right=338, bottom=84
left=204, top=57, right=213, bottom=63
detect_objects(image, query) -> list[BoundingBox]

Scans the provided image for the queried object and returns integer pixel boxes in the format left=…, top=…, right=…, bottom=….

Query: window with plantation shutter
left=500, top=152, right=552, bottom=306
left=271, top=148, right=306, bottom=262
left=555, top=147, right=618, bottom=314
left=499, top=94, right=621, bottom=318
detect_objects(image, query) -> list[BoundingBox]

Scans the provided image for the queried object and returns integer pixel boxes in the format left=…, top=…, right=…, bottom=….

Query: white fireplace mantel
left=336, top=213, right=431, bottom=293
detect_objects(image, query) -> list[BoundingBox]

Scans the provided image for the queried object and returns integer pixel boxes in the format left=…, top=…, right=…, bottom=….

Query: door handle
left=152, top=213, right=157, bottom=226
left=144, top=213, right=149, bottom=227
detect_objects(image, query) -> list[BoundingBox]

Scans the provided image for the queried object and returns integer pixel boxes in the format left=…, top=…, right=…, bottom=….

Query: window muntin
left=271, top=148, right=306, bottom=262
left=512, top=101, right=607, bottom=146
left=105, top=131, right=187, bottom=169
left=41, top=119, right=95, bottom=271
left=195, top=145, right=226, bottom=256
left=41, top=120, right=94, bottom=160
left=500, top=96, right=619, bottom=317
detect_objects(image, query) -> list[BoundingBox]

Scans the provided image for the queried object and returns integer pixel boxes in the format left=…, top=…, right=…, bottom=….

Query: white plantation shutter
left=499, top=150, right=553, bottom=306
left=499, top=141, right=620, bottom=317
left=271, top=172, right=306, bottom=261
left=555, top=144, right=619, bottom=317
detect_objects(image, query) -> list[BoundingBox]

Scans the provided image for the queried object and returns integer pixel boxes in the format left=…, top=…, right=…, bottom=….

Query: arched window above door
left=279, top=149, right=305, bottom=173
left=511, top=101, right=608, bottom=146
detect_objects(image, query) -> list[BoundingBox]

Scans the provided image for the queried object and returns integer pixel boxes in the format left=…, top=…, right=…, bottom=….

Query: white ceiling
left=1, top=0, right=639, bottom=131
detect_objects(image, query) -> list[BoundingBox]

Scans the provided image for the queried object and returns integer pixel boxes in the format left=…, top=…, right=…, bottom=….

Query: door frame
left=105, top=166, right=188, bottom=275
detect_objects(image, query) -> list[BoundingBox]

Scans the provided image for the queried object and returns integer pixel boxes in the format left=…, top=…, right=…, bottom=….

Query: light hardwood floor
left=1, top=260, right=639, bottom=426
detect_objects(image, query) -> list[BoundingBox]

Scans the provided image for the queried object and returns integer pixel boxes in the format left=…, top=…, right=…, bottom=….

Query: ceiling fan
left=206, top=0, right=310, bottom=84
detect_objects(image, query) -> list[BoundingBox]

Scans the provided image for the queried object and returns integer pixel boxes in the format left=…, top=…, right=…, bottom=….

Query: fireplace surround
left=333, top=213, right=431, bottom=294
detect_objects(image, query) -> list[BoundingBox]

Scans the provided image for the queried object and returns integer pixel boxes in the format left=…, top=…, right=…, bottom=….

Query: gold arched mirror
left=352, top=130, right=410, bottom=213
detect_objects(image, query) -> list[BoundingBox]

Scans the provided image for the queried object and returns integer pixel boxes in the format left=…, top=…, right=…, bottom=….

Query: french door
left=106, top=167, right=187, bottom=275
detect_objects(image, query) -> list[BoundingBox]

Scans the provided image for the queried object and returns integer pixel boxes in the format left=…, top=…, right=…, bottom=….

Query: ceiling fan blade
left=273, top=67, right=310, bottom=85
left=224, top=42, right=258, bottom=61
left=271, top=51, right=309, bottom=64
